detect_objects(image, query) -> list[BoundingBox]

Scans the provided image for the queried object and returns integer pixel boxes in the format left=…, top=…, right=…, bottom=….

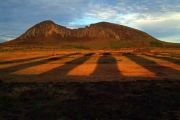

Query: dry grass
left=13, top=54, right=83, bottom=75
left=115, top=55, right=155, bottom=77
left=0, top=49, right=180, bottom=120
left=67, top=54, right=99, bottom=76
left=0, top=49, right=179, bottom=82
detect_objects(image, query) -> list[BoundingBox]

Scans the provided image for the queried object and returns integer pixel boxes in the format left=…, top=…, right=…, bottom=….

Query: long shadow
left=0, top=55, right=53, bottom=64
left=89, top=52, right=122, bottom=80
left=37, top=53, right=95, bottom=81
left=0, top=53, right=78, bottom=75
left=144, top=54, right=180, bottom=65
left=126, top=54, right=180, bottom=77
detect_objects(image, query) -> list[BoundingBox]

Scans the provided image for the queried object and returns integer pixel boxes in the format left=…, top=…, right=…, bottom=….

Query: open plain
left=0, top=49, right=180, bottom=119
left=0, top=49, right=179, bottom=82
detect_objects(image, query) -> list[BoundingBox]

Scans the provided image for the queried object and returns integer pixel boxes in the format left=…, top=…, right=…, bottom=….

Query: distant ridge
left=1, top=20, right=179, bottom=49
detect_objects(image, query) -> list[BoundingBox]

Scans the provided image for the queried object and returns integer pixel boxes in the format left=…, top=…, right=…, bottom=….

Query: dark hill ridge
left=1, top=20, right=174, bottom=49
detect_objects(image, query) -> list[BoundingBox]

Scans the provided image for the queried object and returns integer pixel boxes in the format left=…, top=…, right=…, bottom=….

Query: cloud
left=0, top=0, right=180, bottom=43
left=107, top=11, right=180, bottom=43
left=86, top=5, right=118, bottom=19
left=0, top=36, right=15, bottom=43
left=130, top=12, right=180, bottom=42
left=116, top=0, right=180, bottom=14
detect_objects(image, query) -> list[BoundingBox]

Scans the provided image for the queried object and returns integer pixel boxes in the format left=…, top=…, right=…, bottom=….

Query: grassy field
left=0, top=49, right=180, bottom=119
left=0, top=49, right=179, bottom=82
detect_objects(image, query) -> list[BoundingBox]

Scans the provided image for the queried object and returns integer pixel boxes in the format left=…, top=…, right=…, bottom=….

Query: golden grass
left=139, top=54, right=180, bottom=79
left=140, top=55, right=180, bottom=71
left=0, top=49, right=179, bottom=82
left=0, top=57, right=47, bottom=69
left=13, top=54, right=83, bottom=75
left=114, top=55, right=156, bottom=77
left=67, top=54, right=99, bottom=76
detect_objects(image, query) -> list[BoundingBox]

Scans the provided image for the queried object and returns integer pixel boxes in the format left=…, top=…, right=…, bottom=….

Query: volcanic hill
left=1, top=20, right=175, bottom=49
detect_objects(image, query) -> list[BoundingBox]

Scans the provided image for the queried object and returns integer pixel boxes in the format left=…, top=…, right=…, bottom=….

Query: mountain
left=1, top=20, right=177, bottom=49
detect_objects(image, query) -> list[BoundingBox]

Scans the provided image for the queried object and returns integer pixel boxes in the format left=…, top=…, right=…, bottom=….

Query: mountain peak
left=34, top=20, right=57, bottom=28
left=3, top=20, right=166, bottom=48
left=16, top=20, right=62, bottom=39
left=38, top=20, right=56, bottom=25
left=90, top=21, right=114, bottom=26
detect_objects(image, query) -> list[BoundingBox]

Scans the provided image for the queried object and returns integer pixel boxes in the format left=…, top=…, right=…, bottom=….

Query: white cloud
left=86, top=5, right=118, bottom=19
left=159, top=35, right=180, bottom=43
left=134, top=12, right=180, bottom=27
left=0, top=36, right=15, bottom=43
left=101, top=11, right=180, bottom=43
left=128, top=12, right=180, bottom=42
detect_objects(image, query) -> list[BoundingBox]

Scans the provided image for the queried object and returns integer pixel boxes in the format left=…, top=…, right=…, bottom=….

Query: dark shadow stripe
left=144, top=54, right=180, bottom=65
left=0, top=55, right=53, bottom=64
left=90, top=52, right=122, bottom=79
left=0, top=53, right=78, bottom=75
left=126, top=54, right=180, bottom=77
left=36, top=53, right=94, bottom=81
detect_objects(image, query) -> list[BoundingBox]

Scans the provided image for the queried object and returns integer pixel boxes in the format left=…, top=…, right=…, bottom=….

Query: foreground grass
left=0, top=80, right=180, bottom=120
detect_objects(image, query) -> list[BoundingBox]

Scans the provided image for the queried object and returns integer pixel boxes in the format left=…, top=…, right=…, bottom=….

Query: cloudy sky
left=0, top=0, right=180, bottom=43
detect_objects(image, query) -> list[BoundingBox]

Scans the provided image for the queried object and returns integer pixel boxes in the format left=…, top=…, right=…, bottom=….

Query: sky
left=0, top=0, right=180, bottom=43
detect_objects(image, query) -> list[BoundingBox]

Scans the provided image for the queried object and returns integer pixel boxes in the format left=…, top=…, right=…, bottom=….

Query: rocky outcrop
left=2, top=20, right=165, bottom=48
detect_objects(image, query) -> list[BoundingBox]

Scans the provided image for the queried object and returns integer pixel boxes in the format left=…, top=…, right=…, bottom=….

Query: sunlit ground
left=0, top=50, right=179, bottom=82
left=0, top=49, right=180, bottom=119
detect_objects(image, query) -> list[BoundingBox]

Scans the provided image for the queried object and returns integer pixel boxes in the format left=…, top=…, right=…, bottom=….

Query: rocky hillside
left=1, top=20, right=170, bottom=49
